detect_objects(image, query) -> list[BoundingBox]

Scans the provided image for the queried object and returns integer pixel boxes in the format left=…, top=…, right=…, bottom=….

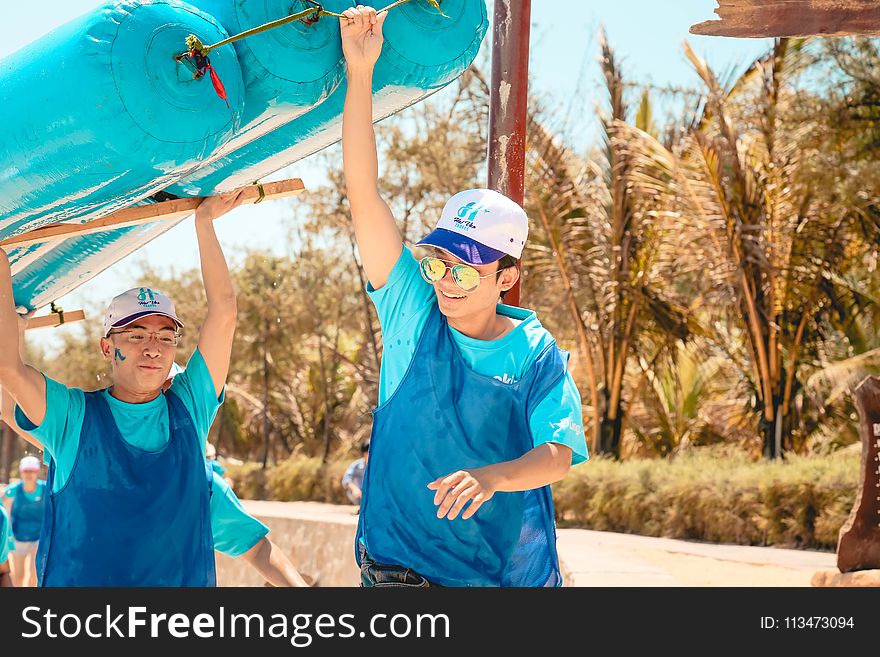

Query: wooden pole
left=487, top=0, right=531, bottom=307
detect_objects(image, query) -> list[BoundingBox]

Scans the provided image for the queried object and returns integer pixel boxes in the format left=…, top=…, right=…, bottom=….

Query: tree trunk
left=318, top=335, right=333, bottom=465
left=598, top=398, right=624, bottom=458
left=260, top=319, right=271, bottom=469
left=760, top=397, right=784, bottom=460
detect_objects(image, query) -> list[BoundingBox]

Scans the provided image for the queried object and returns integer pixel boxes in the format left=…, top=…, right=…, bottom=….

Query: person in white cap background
left=340, top=7, right=588, bottom=587
left=2, top=455, right=45, bottom=586
left=0, top=188, right=246, bottom=586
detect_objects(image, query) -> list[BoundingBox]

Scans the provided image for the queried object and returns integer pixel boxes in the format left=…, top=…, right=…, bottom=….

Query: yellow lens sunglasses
left=419, top=256, right=497, bottom=293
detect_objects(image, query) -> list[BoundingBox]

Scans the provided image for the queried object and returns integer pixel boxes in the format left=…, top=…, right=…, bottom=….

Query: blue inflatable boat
left=0, top=0, right=487, bottom=311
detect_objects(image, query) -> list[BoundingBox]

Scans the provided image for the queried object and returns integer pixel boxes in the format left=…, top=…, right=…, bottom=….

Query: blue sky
left=1, top=1, right=770, bottom=350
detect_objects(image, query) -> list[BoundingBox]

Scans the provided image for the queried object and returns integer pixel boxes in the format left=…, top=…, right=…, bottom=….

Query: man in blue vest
left=2, top=395, right=310, bottom=588
left=3, top=455, right=45, bottom=586
left=0, top=189, right=245, bottom=586
left=340, top=6, right=588, bottom=587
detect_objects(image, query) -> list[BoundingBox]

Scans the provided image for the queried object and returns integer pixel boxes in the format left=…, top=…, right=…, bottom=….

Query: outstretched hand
left=195, top=188, right=247, bottom=223
left=340, top=5, right=388, bottom=71
left=427, top=468, right=497, bottom=521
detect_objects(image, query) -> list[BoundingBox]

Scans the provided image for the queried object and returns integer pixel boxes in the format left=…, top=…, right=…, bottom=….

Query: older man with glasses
left=0, top=189, right=245, bottom=586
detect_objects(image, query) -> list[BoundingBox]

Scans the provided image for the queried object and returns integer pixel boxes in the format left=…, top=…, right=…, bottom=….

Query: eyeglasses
left=419, top=256, right=497, bottom=293
left=108, top=329, right=182, bottom=347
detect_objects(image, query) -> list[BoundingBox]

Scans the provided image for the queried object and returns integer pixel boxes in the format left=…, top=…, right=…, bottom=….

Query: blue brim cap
left=416, top=228, right=507, bottom=266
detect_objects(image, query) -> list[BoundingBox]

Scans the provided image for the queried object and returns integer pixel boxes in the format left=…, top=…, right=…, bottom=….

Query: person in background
left=206, top=441, right=226, bottom=478
left=341, top=440, right=369, bottom=511
left=0, top=505, right=14, bottom=586
left=3, top=455, right=45, bottom=586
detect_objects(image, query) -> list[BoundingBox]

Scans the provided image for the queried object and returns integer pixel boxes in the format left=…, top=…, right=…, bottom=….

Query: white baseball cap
left=102, top=287, right=184, bottom=338
left=416, top=189, right=529, bottom=265
left=19, top=456, right=41, bottom=472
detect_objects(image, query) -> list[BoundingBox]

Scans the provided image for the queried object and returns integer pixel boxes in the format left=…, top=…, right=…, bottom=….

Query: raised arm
left=193, top=190, right=245, bottom=397
left=341, top=6, right=402, bottom=289
left=0, top=314, right=45, bottom=451
left=0, top=250, right=47, bottom=427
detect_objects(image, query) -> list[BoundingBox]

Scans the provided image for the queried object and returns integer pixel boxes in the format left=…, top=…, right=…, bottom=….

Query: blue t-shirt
left=209, top=459, right=226, bottom=477
left=210, top=471, right=269, bottom=558
left=4, top=480, right=47, bottom=504
left=368, top=248, right=588, bottom=464
left=0, top=506, right=12, bottom=563
left=15, top=349, right=224, bottom=493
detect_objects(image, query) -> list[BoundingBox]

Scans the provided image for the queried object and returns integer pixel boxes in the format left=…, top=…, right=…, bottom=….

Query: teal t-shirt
left=209, top=459, right=226, bottom=477
left=4, top=480, right=47, bottom=504
left=210, top=471, right=268, bottom=557
left=368, top=248, right=588, bottom=465
left=15, top=349, right=224, bottom=493
left=0, top=506, right=12, bottom=563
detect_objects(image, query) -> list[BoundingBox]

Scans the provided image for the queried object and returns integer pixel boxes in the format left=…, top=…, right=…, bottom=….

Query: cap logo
left=452, top=202, right=490, bottom=232
left=137, top=288, right=161, bottom=308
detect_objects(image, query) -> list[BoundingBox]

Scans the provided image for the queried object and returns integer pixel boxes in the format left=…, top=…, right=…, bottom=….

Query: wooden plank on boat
left=1, top=178, right=305, bottom=250
left=26, top=309, right=86, bottom=330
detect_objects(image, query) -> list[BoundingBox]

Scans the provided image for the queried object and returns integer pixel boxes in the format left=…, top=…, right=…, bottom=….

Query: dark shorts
left=358, top=546, right=441, bottom=588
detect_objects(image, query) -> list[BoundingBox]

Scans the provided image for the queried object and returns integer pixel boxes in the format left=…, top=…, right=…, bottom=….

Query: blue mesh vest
left=10, top=482, right=44, bottom=542
left=37, top=390, right=216, bottom=587
left=357, top=304, right=566, bottom=587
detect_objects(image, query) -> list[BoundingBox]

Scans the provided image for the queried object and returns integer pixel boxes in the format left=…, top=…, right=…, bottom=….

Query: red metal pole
left=487, top=0, right=531, bottom=307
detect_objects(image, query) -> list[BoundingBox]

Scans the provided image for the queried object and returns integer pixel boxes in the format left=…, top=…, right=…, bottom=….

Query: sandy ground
left=556, top=528, right=837, bottom=587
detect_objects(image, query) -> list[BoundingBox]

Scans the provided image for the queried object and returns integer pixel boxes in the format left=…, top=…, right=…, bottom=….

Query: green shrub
left=551, top=446, right=859, bottom=550
left=229, top=445, right=862, bottom=551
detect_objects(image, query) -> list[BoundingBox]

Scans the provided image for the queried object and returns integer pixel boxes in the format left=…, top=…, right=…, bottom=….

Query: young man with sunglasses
left=341, top=6, right=588, bottom=587
left=0, top=189, right=245, bottom=586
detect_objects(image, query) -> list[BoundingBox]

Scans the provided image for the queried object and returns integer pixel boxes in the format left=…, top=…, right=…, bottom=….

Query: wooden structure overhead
left=691, top=1, right=880, bottom=38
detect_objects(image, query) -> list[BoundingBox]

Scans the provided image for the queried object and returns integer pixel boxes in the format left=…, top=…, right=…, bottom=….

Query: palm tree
left=661, top=39, right=863, bottom=458
left=627, top=341, right=727, bottom=456
left=524, top=32, right=697, bottom=457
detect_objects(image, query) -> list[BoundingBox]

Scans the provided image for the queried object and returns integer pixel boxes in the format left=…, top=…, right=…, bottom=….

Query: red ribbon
left=183, top=48, right=230, bottom=109
left=206, top=65, right=229, bottom=109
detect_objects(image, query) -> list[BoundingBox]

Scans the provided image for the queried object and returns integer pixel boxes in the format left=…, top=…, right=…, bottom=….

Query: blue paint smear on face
left=114, top=348, right=126, bottom=363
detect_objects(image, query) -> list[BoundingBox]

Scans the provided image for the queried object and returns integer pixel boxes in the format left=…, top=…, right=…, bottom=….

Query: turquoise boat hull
left=0, top=0, right=487, bottom=311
